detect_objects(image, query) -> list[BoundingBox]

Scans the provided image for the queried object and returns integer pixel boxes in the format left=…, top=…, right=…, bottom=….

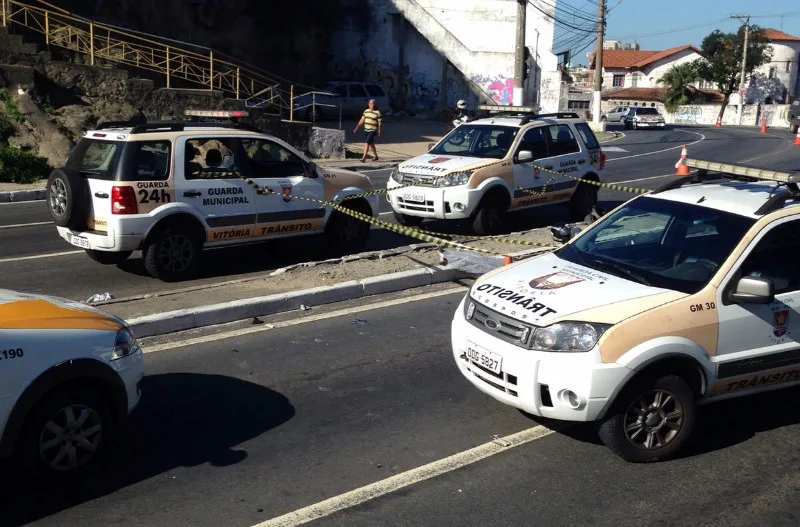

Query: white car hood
left=470, top=252, right=677, bottom=326
left=398, top=153, right=489, bottom=176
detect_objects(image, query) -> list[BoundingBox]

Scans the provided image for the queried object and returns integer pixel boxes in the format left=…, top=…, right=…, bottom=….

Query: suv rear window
left=65, top=139, right=124, bottom=181
left=574, top=123, right=600, bottom=150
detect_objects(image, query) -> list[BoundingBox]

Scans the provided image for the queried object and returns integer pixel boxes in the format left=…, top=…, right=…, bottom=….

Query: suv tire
left=472, top=194, right=509, bottom=236
left=598, top=374, right=696, bottom=463
left=143, top=226, right=203, bottom=282
left=393, top=211, right=424, bottom=227
left=46, top=168, right=88, bottom=230
left=326, top=204, right=370, bottom=255
left=20, top=389, right=112, bottom=481
left=85, top=249, right=133, bottom=265
left=567, top=182, right=598, bottom=222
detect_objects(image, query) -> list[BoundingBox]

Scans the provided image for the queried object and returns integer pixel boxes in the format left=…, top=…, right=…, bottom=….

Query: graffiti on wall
left=471, top=74, right=513, bottom=105
left=673, top=105, right=704, bottom=124
left=330, top=60, right=466, bottom=110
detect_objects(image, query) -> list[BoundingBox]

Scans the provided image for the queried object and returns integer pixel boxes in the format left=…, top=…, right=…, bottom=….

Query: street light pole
left=731, top=14, right=750, bottom=126
left=592, top=0, right=606, bottom=125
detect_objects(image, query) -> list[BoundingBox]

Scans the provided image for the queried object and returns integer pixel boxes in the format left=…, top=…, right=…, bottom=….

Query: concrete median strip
left=127, top=265, right=468, bottom=338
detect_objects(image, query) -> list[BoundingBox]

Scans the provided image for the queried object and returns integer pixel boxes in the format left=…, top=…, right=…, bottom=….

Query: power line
left=528, top=1, right=596, bottom=33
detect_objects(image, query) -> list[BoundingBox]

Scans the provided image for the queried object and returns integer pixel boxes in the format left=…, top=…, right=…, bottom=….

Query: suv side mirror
left=551, top=223, right=582, bottom=243
left=517, top=150, right=533, bottom=162
left=730, top=276, right=774, bottom=304
left=306, top=161, right=318, bottom=178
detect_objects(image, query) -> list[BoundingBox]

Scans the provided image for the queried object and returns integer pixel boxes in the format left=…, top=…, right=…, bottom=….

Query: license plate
left=69, top=234, right=90, bottom=249
left=403, top=192, right=425, bottom=203
left=466, top=341, right=502, bottom=374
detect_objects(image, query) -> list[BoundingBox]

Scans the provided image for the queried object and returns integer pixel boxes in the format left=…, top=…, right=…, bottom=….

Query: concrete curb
left=0, top=188, right=46, bottom=203
left=128, top=265, right=468, bottom=338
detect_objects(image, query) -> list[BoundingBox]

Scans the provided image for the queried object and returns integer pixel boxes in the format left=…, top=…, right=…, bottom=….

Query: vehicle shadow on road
left=523, top=385, right=800, bottom=459
left=0, top=372, right=295, bottom=527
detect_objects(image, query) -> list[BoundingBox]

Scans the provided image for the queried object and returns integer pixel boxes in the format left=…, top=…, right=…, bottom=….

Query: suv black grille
left=466, top=300, right=534, bottom=348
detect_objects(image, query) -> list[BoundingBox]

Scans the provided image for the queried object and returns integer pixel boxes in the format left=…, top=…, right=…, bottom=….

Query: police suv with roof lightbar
left=387, top=105, right=606, bottom=235
left=453, top=159, right=800, bottom=462
left=46, top=110, right=379, bottom=282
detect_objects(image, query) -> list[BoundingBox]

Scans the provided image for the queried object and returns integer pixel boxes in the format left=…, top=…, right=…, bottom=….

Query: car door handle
left=183, top=191, right=202, bottom=198
left=543, top=166, right=553, bottom=170
left=94, top=192, right=108, bottom=198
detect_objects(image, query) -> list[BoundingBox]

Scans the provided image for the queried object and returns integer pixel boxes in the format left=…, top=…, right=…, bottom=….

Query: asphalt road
left=3, top=287, right=798, bottom=527
left=1, top=125, right=798, bottom=302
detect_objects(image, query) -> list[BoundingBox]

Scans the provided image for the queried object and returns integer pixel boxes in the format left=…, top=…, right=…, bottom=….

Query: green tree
left=693, top=24, right=772, bottom=122
left=658, top=63, right=704, bottom=112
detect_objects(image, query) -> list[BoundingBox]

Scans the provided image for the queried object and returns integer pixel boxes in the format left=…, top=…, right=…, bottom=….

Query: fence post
left=44, top=11, right=49, bottom=46
left=2, top=0, right=6, bottom=28
left=165, top=46, right=170, bottom=89
left=89, top=22, right=94, bottom=65
left=209, top=49, right=213, bottom=90
left=289, top=84, right=294, bottom=121
left=236, top=68, right=240, bottom=99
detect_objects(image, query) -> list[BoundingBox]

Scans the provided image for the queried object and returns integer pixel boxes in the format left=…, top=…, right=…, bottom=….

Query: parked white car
left=0, top=289, right=143, bottom=479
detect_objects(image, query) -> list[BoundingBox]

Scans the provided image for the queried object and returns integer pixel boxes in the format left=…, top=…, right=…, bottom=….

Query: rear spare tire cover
left=46, top=168, right=89, bottom=230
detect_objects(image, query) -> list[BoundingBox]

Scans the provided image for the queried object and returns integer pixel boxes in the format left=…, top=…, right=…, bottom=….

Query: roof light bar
left=184, top=110, right=249, bottom=118
left=685, top=159, right=800, bottom=183
left=479, top=105, right=542, bottom=113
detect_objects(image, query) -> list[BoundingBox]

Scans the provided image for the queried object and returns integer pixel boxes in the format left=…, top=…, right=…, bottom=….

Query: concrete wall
left=329, top=0, right=561, bottom=111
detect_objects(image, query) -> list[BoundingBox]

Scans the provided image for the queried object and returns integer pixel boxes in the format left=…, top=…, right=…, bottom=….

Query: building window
left=769, top=67, right=777, bottom=79
left=787, top=61, right=792, bottom=73
left=613, top=74, right=625, bottom=87
left=631, top=73, right=639, bottom=87
left=568, top=100, right=590, bottom=109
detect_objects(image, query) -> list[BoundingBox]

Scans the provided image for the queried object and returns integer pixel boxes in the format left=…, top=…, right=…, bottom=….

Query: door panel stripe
left=717, top=347, right=800, bottom=378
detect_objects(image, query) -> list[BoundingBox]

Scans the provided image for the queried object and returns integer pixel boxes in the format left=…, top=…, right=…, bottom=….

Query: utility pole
left=592, top=0, right=605, bottom=126
left=514, top=0, right=526, bottom=106
left=731, top=14, right=750, bottom=126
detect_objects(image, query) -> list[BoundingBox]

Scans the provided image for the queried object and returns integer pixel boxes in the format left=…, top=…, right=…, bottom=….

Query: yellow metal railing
left=0, top=0, right=289, bottom=110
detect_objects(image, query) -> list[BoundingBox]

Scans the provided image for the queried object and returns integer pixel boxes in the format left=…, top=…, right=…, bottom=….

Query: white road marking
left=601, top=146, right=628, bottom=152
left=142, top=284, right=469, bottom=353
left=614, top=173, right=672, bottom=185
left=252, top=424, right=557, bottom=527
left=360, top=167, right=395, bottom=173
left=0, top=221, right=52, bottom=229
left=0, top=250, right=82, bottom=263
left=605, top=129, right=706, bottom=162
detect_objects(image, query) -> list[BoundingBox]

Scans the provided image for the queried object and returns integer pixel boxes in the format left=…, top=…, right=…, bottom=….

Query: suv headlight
left=111, top=327, right=141, bottom=360
left=530, top=322, right=610, bottom=352
left=437, top=171, right=471, bottom=187
left=390, top=166, right=402, bottom=183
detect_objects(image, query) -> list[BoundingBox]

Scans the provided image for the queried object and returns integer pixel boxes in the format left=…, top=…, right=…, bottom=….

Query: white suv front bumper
left=386, top=178, right=483, bottom=220
left=451, top=295, right=630, bottom=422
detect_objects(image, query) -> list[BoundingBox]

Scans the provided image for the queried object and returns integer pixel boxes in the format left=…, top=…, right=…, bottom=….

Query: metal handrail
left=1, top=0, right=291, bottom=111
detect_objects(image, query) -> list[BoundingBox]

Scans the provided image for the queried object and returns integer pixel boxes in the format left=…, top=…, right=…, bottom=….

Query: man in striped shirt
left=353, top=99, right=381, bottom=162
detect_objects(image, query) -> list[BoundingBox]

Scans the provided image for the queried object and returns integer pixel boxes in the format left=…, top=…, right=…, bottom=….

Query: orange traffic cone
left=715, top=117, right=722, bottom=128
left=503, top=256, right=513, bottom=266
left=675, top=145, right=690, bottom=176
left=794, top=128, right=800, bottom=146
left=760, top=117, right=767, bottom=133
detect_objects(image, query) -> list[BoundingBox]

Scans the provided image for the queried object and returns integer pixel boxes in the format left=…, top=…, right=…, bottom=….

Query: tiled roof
left=761, top=28, right=800, bottom=42
left=590, top=45, right=702, bottom=69
left=601, top=87, right=724, bottom=103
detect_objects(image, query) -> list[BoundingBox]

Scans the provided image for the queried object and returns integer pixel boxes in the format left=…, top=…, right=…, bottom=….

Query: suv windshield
left=430, top=125, right=519, bottom=159
left=635, top=107, right=659, bottom=115
left=555, top=196, right=755, bottom=294
left=65, top=138, right=125, bottom=180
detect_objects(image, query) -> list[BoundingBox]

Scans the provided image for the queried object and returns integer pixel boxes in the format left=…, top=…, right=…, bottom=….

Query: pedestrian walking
left=353, top=99, right=381, bottom=162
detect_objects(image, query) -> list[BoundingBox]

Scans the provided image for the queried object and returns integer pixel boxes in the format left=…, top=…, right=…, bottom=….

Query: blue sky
left=553, top=0, right=800, bottom=65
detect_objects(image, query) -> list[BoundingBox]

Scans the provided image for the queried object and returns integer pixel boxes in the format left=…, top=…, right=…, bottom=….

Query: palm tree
left=658, top=63, right=703, bottom=112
